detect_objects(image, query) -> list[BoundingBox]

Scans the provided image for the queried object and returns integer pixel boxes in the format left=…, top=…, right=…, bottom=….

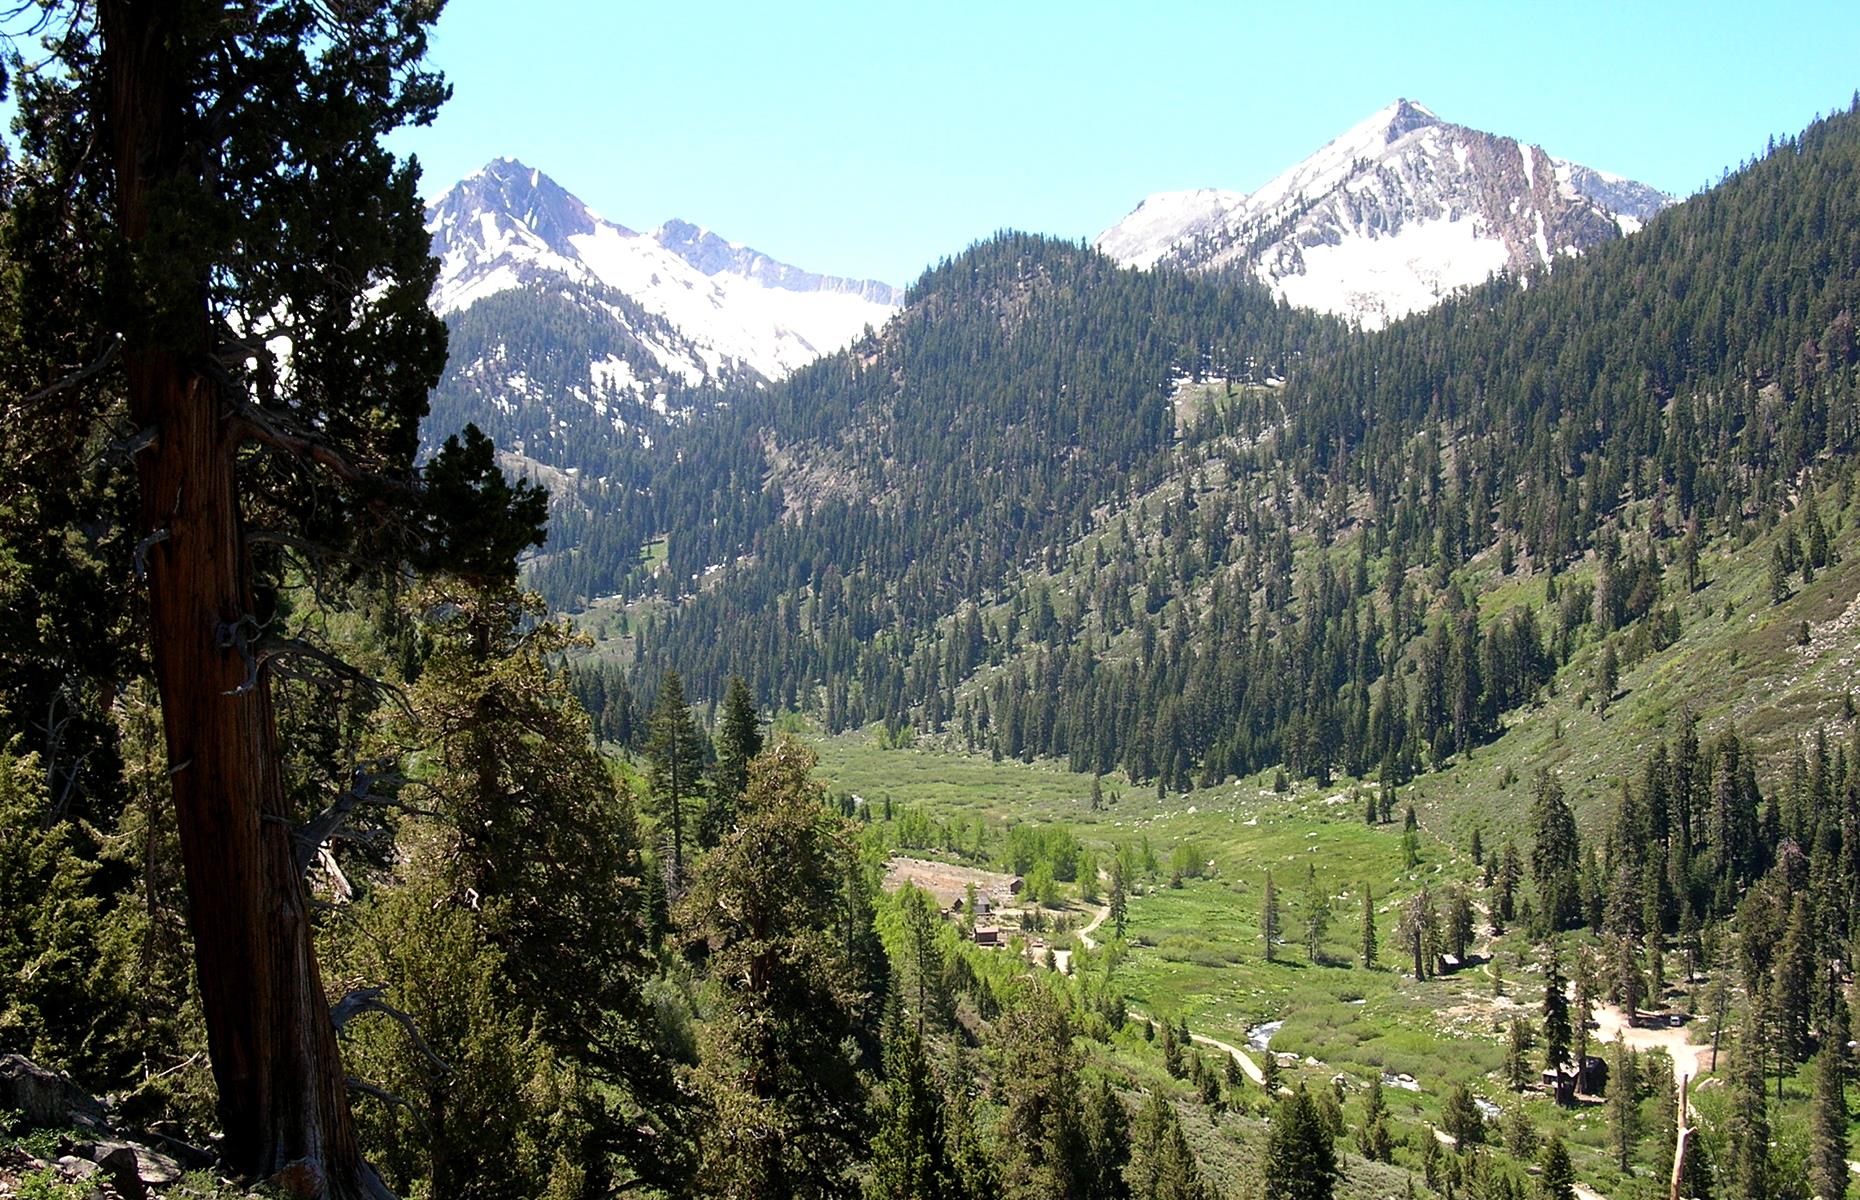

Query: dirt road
left=1590, top=1003, right=1708, bottom=1090
left=1122, top=1008, right=1268, bottom=1088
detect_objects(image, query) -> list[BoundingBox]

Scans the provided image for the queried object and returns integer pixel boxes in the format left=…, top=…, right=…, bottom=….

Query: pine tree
left=1446, top=884, right=1475, bottom=962
left=404, top=581, right=694, bottom=1190
left=1442, top=1083, right=1484, bottom=1148
left=4, top=2, right=547, bottom=1185
left=706, top=675, right=763, bottom=848
left=894, top=884, right=953, bottom=1032
left=677, top=739, right=866, bottom=1199
left=1596, top=642, right=1619, bottom=715
left=647, top=668, right=709, bottom=885
left=1356, top=1076, right=1392, bottom=1163
left=1609, top=1040, right=1640, bottom=1173
left=1723, top=1004, right=1771, bottom=1200
left=1263, top=1086, right=1337, bottom=1200
left=1304, top=862, right=1330, bottom=963
left=1811, top=1044, right=1848, bottom=1200
left=1398, top=887, right=1436, bottom=978
left=1129, top=1092, right=1206, bottom=1200
left=1079, top=1075, right=1133, bottom=1200
left=1531, top=771, right=1582, bottom=931
left=993, top=985, right=1084, bottom=1200
left=1263, top=870, right=1281, bottom=962
left=1495, top=841, right=1524, bottom=926
left=1110, top=859, right=1129, bottom=940
left=1505, top=1016, right=1534, bottom=1091
left=869, top=1022, right=957, bottom=1200
left=336, top=856, right=578, bottom=1200
left=1539, top=1136, right=1575, bottom=1200
left=0, top=737, right=107, bottom=1069
left=1543, top=949, right=1572, bottom=1077
left=1360, top=888, right=1378, bottom=967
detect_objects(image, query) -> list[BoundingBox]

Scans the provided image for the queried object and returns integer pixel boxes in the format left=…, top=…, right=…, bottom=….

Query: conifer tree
left=1811, top=1043, right=1848, bottom=1200
left=869, top=1022, right=958, bottom=1200
left=894, top=884, right=953, bottom=1032
left=647, top=668, right=708, bottom=885
left=1596, top=642, right=1619, bottom=715
left=1543, top=950, right=1572, bottom=1078
left=1263, top=870, right=1281, bottom=962
left=677, top=739, right=866, bottom=1199
left=1356, top=1076, right=1392, bottom=1163
left=1128, top=1092, right=1206, bottom=1200
left=993, top=984, right=1084, bottom=1200
left=1446, top=884, right=1475, bottom=962
left=1079, top=1075, right=1133, bottom=1200
left=1360, top=888, right=1379, bottom=967
left=1263, top=1086, right=1337, bottom=1200
left=1304, top=862, right=1330, bottom=963
left=1538, top=1136, right=1575, bottom=1200
left=1495, top=841, right=1524, bottom=926
left=1531, top=771, right=1583, bottom=931
left=397, top=582, right=693, bottom=1188
left=3, top=2, right=548, bottom=1186
left=1442, top=1084, right=1484, bottom=1149
left=1110, top=859, right=1129, bottom=940
left=1505, top=1017, right=1534, bottom=1091
left=706, top=675, right=763, bottom=847
left=1608, top=1041, right=1640, bottom=1172
left=1723, top=1005, right=1771, bottom=1200
left=0, top=737, right=107, bottom=1068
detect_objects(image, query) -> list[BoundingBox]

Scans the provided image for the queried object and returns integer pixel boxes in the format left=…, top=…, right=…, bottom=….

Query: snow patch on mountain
left=1097, top=99, right=1673, bottom=328
left=426, top=158, right=902, bottom=385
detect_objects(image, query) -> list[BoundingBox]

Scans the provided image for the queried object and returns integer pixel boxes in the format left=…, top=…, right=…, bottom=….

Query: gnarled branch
left=332, top=987, right=449, bottom=1076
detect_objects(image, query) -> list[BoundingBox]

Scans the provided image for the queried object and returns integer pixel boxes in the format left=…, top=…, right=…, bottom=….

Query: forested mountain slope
left=601, top=101, right=1859, bottom=809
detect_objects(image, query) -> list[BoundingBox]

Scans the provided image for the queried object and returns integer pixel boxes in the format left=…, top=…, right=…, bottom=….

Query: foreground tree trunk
left=102, top=4, right=372, bottom=1195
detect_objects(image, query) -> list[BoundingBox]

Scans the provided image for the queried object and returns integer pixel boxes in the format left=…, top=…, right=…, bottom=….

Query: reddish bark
left=101, top=3, right=374, bottom=1195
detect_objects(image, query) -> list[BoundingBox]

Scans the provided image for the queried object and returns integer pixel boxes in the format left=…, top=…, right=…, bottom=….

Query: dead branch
left=258, top=635, right=413, bottom=718
left=315, top=845, right=353, bottom=902
left=332, top=988, right=449, bottom=1075
left=216, top=613, right=266, bottom=696
left=345, top=1078, right=433, bottom=1141
left=230, top=399, right=407, bottom=496
left=17, top=334, right=121, bottom=407
left=133, top=527, right=170, bottom=580
left=293, top=760, right=403, bottom=877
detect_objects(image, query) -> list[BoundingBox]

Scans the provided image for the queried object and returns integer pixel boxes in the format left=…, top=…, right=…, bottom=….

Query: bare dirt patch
left=883, top=856, right=1019, bottom=910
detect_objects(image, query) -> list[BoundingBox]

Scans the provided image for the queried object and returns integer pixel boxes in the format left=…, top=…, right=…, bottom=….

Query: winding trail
left=1122, top=1007, right=1269, bottom=1088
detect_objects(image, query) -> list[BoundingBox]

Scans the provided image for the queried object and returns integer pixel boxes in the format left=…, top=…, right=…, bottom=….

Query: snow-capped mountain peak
left=425, top=159, right=901, bottom=382
left=1097, top=100, right=1672, bottom=328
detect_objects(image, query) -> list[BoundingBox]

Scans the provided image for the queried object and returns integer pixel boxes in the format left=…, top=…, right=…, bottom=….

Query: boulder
left=84, top=1138, right=184, bottom=1189
left=0, top=1053, right=107, bottom=1129
left=90, top=1143, right=147, bottom=1200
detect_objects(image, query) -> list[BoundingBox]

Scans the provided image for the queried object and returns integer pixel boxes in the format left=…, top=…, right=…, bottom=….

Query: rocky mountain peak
left=1097, top=101, right=1673, bottom=328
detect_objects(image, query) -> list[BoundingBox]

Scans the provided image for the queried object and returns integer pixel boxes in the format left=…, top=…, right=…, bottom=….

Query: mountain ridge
left=424, top=158, right=902, bottom=384
left=1098, top=98, right=1672, bottom=328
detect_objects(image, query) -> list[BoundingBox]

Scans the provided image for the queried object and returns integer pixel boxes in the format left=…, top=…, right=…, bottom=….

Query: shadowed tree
left=2, top=3, right=547, bottom=1192
left=676, top=739, right=866, bottom=1198
left=705, top=674, right=762, bottom=847
left=647, top=668, right=708, bottom=885
left=1263, top=1085, right=1337, bottom=1200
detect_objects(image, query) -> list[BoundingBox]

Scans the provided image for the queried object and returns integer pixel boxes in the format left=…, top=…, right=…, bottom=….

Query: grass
left=711, top=484, right=1860, bottom=1197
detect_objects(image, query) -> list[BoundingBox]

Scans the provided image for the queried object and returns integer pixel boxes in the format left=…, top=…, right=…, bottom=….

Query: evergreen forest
left=5, top=5, right=1860, bottom=1200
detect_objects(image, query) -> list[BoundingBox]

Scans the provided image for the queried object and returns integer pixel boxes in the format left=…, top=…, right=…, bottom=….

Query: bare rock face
left=0, top=1053, right=106, bottom=1131
left=1098, top=99, right=1672, bottom=328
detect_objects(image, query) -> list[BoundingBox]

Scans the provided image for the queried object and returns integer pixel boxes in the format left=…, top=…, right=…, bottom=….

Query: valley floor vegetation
left=6, top=2, right=1860, bottom=1200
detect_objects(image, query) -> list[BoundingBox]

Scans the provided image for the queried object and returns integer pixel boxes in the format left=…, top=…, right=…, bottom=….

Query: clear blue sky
left=391, top=0, right=1860, bottom=286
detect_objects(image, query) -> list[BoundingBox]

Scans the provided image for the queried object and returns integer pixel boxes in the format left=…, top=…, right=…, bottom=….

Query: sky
left=391, top=0, right=1860, bottom=286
